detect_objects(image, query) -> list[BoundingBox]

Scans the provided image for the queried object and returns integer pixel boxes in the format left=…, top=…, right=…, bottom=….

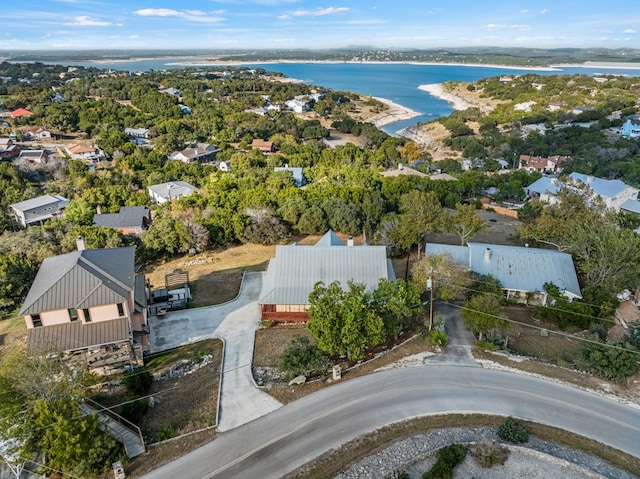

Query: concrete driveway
left=148, top=272, right=282, bottom=431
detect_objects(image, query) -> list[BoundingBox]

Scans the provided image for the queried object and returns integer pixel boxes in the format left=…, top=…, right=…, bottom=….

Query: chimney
left=347, top=236, right=354, bottom=247
left=586, top=176, right=593, bottom=183
left=76, top=236, right=86, bottom=251
left=484, top=247, right=491, bottom=262
left=96, top=205, right=102, bottom=215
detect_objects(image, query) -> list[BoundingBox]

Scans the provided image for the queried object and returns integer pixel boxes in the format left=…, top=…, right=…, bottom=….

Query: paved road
left=424, top=301, right=478, bottom=366
left=141, top=366, right=640, bottom=479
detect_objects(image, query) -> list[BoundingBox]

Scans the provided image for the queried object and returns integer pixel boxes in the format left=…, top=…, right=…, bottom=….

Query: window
left=31, top=314, right=42, bottom=327
left=117, top=303, right=125, bottom=317
left=68, top=308, right=78, bottom=322
left=83, top=308, right=91, bottom=322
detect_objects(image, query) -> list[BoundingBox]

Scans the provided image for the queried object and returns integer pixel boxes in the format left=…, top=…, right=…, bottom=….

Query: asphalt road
left=141, top=366, right=640, bottom=479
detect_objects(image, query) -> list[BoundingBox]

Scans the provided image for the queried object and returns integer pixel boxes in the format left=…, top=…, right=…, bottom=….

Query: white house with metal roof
left=147, top=181, right=199, bottom=204
left=9, top=194, right=69, bottom=227
left=19, top=240, right=149, bottom=375
left=258, top=231, right=396, bottom=321
left=526, top=172, right=640, bottom=212
left=426, top=242, right=582, bottom=305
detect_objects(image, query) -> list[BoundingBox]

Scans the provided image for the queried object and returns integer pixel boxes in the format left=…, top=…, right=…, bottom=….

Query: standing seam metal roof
left=19, top=247, right=135, bottom=315
left=27, top=317, right=130, bottom=352
left=259, top=241, right=394, bottom=305
left=426, top=242, right=581, bottom=298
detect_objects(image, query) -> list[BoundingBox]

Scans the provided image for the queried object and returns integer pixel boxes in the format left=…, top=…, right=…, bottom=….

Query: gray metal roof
left=10, top=194, right=68, bottom=212
left=259, top=238, right=395, bottom=305
left=147, top=181, right=198, bottom=200
left=620, top=199, right=640, bottom=214
left=20, top=247, right=136, bottom=315
left=569, top=172, right=633, bottom=199
left=526, top=176, right=562, bottom=196
left=426, top=242, right=581, bottom=298
left=315, top=230, right=344, bottom=247
left=93, top=206, right=150, bottom=229
left=27, top=317, right=130, bottom=352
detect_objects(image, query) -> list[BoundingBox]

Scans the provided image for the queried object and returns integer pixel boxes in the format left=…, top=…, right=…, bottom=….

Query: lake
left=52, top=58, right=640, bottom=135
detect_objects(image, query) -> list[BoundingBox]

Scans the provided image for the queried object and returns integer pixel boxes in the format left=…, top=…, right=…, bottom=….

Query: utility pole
left=426, top=273, right=434, bottom=331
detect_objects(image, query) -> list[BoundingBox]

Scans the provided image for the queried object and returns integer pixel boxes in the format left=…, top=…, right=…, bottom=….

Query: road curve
left=141, top=366, right=640, bottom=479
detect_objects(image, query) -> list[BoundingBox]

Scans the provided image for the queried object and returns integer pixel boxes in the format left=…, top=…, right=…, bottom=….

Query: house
left=426, top=242, right=582, bottom=304
left=148, top=181, right=199, bottom=204
left=160, top=87, right=181, bottom=97
left=50, top=92, right=66, bottom=103
left=519, top=155, right=567, bottom=174
left=19, top=240, right=149, bottom=375
left=179, top=104, right=192, bottom=114
left=547, top=100, right=567, bottom=112
left=274, top=165, right=305, bottom=187
left=380, top=163, right=428, bottom=178
left=572, top=106, right=595, bottom=116
left=168, top=143, right=220, bottom=164
left=0, top=139, right=20, bottom=160
left=17, top=149, right=50, bottom=165
left=258, top=231, right=396, bottom=322
left=526, top=172, right=639, bottom=211
left=93, top=206, right=152, bottom=236
left=514, top=101, right=537, bottom=112
left=251, top=139, right=276, bottom=153
left=621, top=116, right=640, bottom=138
left=20, top=126, right=52, bottom=140
left=10, top=194, right=69, bottom=227
left=10, top=108, right=33, bottom=119
left=65, top=143, right=105, bottom=162
left=124, top=127, right=149, bottom=139
left=285, top=98, right=309, bottom=113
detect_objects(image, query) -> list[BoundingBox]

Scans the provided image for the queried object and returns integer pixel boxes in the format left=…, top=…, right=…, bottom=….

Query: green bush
left=154, top=424, right=177, bottom=442
left=476, top=339, right=500, bottom=351
left=280, top=335, right=325, bottom=379
left=118, top=398, right=149, bottom=424
left=497, top=417, right=529, bottom=443
left=122, top=368, right=154, bottom=396
left=396, top=471, right=410, bottom=479
left=427, top=330, right=449, bottom=347
left=422, top=444, right=467, bottom=479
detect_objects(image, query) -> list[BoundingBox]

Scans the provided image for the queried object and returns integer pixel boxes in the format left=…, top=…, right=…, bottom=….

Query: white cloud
left=483, top=24, right=531, bottom=31
left=623, top=28, right=637, bottom=34
left=278, top=14, right=292, bottom=20
left=540, top=8, right=549, bottom=14
left=520, top=9, right=529, bottom=13
left=135, top=8, right=224, bottom=23
left=66, top=15, right=111, bottom=26
left=292, top=7, right=349, bottom=17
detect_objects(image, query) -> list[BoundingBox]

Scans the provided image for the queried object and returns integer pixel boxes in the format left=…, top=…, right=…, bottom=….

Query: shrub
left=497, top=417, right=529, bottom=443
left=118, top=398, right=149, bottom=424
left=122, top=368, right=154, bottom=396
left=427, top=330, right=449, bottom=347
left=468, top=439, right=509, bottom=468
left=280, top=335, right=325, bottom=379
left=422, top=444, right=467, bottom=479
left=396, top=471, right=410, bottom=479
left=154, top=424, right=177, bottom=442
left=476, top=339, right=500, bottom=351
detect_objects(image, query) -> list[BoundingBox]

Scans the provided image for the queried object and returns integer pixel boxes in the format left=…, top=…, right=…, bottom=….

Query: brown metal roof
left=27, top=317, right=130, bottom=352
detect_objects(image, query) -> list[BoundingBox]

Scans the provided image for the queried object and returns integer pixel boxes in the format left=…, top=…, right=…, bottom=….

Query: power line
left=441, top=300, right=640, bottom=355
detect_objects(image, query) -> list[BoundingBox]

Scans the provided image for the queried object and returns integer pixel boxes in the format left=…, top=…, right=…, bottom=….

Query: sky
left=1, top=0, right=639, bottom=51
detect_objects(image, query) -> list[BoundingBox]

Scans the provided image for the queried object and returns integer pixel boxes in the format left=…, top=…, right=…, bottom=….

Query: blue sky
left=1, top=0, right=639, bottom=51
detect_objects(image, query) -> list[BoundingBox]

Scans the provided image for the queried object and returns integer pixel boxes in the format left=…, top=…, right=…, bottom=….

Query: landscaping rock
left=289, top=375, right=307, bottom=386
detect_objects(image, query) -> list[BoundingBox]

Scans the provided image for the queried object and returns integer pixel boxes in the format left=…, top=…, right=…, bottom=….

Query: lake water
left=55, top=58, right=640, bottom=135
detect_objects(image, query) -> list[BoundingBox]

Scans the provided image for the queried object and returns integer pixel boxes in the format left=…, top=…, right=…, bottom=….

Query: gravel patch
left=334, top=427, right=635, bottom=479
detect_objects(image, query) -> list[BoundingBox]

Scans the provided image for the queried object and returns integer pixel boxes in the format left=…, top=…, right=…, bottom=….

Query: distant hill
left=3, top=47, right=640, bottom=67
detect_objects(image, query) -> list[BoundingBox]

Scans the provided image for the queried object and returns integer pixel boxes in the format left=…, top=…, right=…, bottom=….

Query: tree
left=307, top=281, right=385, bottom=361
left=373, top=279, right=422, bottom=337
left=0, top=253, right=36, bottom=311
left=411, top=254, right=473, bottom=302
left=461, top=293, right=510, bottom=342
left=446, top=203, right=488, bottom=245
left=578, top=337, right=639, bottom=382
left=0, top=351, right=120, bottom=476
left=141, top=217, right=193, bottom=257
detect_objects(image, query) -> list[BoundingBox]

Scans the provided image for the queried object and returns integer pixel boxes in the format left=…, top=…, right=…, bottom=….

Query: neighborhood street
left=141, top=365, right=640, bottom=479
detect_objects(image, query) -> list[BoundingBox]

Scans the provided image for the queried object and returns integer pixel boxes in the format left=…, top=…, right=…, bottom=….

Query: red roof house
left=10, top=108, right=34, bottom=119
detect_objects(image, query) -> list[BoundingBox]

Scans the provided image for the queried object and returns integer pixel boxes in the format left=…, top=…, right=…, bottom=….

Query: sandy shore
left=418, top=83, right=478, bottom=111
left=365, top=97, right=421, bottom=128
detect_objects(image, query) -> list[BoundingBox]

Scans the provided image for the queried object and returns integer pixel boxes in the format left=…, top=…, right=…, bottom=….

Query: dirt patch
left=0, top=314, right=27, bottom=356
left=427, top=209, right=520, bottom=247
